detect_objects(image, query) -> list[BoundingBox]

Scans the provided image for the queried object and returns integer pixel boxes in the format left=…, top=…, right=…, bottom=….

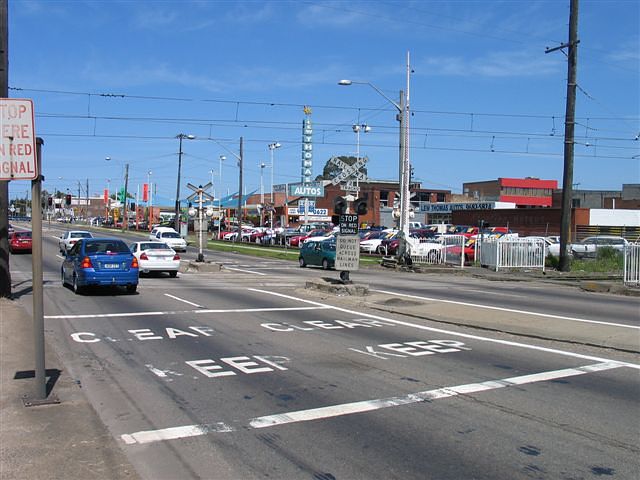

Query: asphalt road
left=8, top=223, right=640, bottom=479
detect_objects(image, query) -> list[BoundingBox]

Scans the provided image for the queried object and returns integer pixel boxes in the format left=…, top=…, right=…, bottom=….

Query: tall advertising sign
left=301, top=106, right=313, bottom=184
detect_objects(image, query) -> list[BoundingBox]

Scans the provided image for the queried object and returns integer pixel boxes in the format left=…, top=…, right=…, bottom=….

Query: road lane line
left=248, top=288, right=640, bottom=367
left=163, top=293, right=203, bottom=308
left=44, top=306, right=330, bottom=320
left=120, top=361, right=623, bottom=445
left=224, top=267, right=267, bottom=275
left=371, top=289, right=639, bottom=329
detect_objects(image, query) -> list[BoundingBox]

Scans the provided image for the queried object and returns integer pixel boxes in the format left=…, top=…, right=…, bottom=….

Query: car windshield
left=71, top=232, right=92, bottom=238
left=84, top=240, right=130, bottom=254
left=141, top=243, right=172, bottom=250
left=162, top=232, right=181, bottom=239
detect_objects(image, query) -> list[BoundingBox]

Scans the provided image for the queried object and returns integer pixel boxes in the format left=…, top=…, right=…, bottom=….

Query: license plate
left=104, top=263, right=120, bottom=269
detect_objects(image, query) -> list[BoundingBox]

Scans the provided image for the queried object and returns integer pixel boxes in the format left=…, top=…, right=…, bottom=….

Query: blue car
left=61, top=238, right=139, bottom=294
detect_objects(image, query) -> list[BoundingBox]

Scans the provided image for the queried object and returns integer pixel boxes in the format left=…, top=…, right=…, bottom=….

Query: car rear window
left=71, top=232, right=92, bottom=239
left=15, top=231, right=31, bottom=238
left=161, top=232, right=181, bottom=238
left=141, top=243, right=172, bottom=250
left=84, top=240, right=130, bottom=254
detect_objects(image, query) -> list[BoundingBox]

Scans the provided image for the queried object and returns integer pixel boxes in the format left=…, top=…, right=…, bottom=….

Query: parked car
left=9, top=230, right=32, bottom=254
left=58, top=230, right=93, bottom=254
left=360, top=230, right=396, bottom=254
left=152, top=230, right=187, bottom=252
left=570, top=236, right=629, bottom=259
left=289, top=229, right=330, bottom=247
left=61, top=238, right=139, bottom=294
left=130, top=241, right=180, bottom=277
left=298, top=238, right=336, bottom=270
left=149, top=226, right=179, bottom=241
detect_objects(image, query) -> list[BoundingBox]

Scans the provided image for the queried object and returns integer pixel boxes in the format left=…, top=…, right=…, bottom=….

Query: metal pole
left=122, top=163, right=129, bottom=232
left=0, top=0, right=10, bottom=298
left=197, top=189, right=204, bottom=262
left=236, top=137, right=243, bottom=242
left=31, top=138, right=46, bottom=400
left=559, top=0, right=579, bottom=272
left=175, top=135, right=183, bottom=232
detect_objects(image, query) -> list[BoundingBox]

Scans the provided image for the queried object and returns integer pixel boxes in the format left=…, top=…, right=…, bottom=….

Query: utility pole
left=0, top=0, right=10, bottom=298
left=122, top=164, right=129, bottom=232
left=86, top=178, right=89, bottom=220
left=236, top=137, right=243, bottom=242
left=547, top=0, right=579, bottom=272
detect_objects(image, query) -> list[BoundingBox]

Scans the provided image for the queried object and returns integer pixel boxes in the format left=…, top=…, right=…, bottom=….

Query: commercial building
left=463, top=177, right=557, bottom=207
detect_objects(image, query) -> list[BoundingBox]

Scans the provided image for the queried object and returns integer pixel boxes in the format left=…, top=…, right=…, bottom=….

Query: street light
left=268, top=142, right=281, bottom=204
left=174, top=133, right=196, bottom=232
left=338, top=51, right=412, bottom=264
left=218, top=155, right=226, bottom=239
left=147, top=170, right=153, bottom=228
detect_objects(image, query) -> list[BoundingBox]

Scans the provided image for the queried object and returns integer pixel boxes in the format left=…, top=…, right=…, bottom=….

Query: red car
left=9, top=231, right=32, bottom=253
left=288, top=229, right=329, bottom=247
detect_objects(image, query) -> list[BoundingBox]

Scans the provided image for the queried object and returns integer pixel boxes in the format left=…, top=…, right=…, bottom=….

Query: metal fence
left=409, top=234, right=465, bottom=267
left=479, top=237, right=546, bottom=272
left=624, top=243, right=640, bottom=287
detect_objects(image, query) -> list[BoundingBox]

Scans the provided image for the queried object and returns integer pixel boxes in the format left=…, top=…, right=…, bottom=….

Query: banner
left=143, top=183, right=149, bottom=202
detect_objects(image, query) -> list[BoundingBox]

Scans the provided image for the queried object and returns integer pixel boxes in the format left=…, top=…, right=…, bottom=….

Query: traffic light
left=353, top=197, right=368, bottom=215
left=65, top=194, right=72, bottom=206
left=47, top=197, right=52, bottom=207
left=333, top=196, right=347, bottom=215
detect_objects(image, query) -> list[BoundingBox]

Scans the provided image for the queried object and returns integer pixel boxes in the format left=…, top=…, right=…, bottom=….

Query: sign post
left=186, top=182, right=214, bottom=262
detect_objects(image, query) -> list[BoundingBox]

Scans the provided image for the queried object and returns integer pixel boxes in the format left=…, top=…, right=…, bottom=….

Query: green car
left=299, top=239, right=336, bottom=270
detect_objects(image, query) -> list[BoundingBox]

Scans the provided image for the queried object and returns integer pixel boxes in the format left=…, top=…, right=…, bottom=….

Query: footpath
left=0, top=298, right=139, bottom=480
left=1, top=263, right=637, bottom=480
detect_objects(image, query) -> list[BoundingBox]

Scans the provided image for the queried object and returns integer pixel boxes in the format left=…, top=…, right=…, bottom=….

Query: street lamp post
left=353, top=124, right=370, bottom=192
left=338, top=51, right=412, bottom=263
left=218, top=155, right=226, bottom=239
left=174, top=133, right=195, bottom=232
left=147, top=170, right=153, bottom=228
left=268, top=142, right=281, bottom=229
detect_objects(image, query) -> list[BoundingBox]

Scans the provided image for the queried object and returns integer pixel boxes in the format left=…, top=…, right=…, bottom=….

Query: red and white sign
left=0, top=99, right=37, bottom=180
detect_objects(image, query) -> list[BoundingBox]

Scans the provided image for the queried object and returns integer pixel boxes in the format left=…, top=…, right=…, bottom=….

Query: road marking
left=459, top=288, right=525, bottom=299
left=249, top=289, right=640, bottom=367
left=164, top=293, right=203, bottom=308
left=44, top=305, right=330, bottom=320
left=371, top=289, right=639, bottom=330
left=120, top=361, right=624, bottom=445
left=224, top=266, right=267, bottom=276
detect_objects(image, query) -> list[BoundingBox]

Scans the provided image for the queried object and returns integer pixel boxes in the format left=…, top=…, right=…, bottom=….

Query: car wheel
left=299, top=257, right=307, bottom=268
left=61, top=268, right=67, bottom=287
left=322, top=258, right=329, bottom=270
left=72, top=275, right=84, bottom=295
left=169, top=271, right=178, bottom=278
left=126, top=285, right=137, bottom=294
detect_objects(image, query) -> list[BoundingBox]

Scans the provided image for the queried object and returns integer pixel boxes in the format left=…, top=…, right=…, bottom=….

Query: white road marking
left=459, top=288, right=525, bottom=299
left=248, top=289, right=640, bottom=367
left=372, top=289, right=639, bottom=330
left=44, top=306, right=330, bottom=320
left=224, top=267, right=267, bottom=275
left=164, top=293, right=203, bottom=308
left=120, top=361, right=625, bottom=445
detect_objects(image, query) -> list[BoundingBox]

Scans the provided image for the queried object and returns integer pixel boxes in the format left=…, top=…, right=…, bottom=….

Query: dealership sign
left=419, top=202, right=514, bottom=213
left=0, top=99, right=37, bottom=180
left=288, top=182, right=324, bottom=197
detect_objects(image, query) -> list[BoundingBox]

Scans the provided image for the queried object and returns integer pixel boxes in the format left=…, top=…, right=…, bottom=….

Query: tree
left=314, top=155, right=368, bottom=182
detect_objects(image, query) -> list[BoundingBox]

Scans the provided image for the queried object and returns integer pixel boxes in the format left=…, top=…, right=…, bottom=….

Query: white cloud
left=421, top=51, right=561, bottom=78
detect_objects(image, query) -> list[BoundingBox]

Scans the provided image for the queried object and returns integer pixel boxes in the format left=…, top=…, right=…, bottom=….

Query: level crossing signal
left=333, top=196, right=347, bottom=215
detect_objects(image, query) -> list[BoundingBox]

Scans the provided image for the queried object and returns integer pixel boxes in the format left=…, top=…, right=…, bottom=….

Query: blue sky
left=7, top=0, right=640, bottom=204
